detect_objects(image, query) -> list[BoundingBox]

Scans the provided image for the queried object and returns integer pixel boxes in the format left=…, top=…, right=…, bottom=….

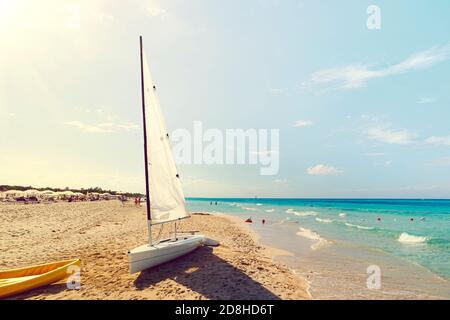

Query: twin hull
left=128, top=234, right=205, bottom=274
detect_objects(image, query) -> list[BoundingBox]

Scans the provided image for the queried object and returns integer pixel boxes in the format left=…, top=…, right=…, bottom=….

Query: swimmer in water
left=377, top=217, right=381, bottom=222
left=410, top=218, right=414, bottom=222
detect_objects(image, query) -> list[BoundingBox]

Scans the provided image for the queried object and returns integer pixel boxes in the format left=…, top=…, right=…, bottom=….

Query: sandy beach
left=0, top=201, right=310, bottom=300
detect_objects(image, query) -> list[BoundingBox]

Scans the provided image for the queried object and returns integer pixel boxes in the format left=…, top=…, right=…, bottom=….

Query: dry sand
left=0, top=201, right=310, bottom=300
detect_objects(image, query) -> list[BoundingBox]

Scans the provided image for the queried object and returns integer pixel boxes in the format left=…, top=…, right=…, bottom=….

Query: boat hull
left=128, top=234, right=205, bottom=273
left=0, top=259, right=81, bottom=299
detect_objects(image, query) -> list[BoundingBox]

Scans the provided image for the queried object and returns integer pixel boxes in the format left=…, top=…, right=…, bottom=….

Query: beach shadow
left=6, top=283, right=70, bottom=300
left=134, top=246, right=281, bottom=300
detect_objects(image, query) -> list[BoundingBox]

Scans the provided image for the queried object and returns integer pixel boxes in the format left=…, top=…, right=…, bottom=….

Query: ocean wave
left=315, top=217, right=333, bottom=223
left=242, top=207, right=257, bottom=211
left=265, top=209, right=275, bottom=213
left=286, top=208, right=318, bottom=216
left=296, top=227, right=330, bottom=250
left=398, top=232, right=429, bottom=244
left=338, top=213, right=347, bottom=218
left=280, top=217, right=298, bottom=224
left=345, top=223, right=374, bottom=230
left=256, top=203, right=263, bottom=206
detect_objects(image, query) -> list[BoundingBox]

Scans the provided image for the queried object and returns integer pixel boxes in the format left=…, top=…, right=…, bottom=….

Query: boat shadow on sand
left=134, top=246, right=281, bottom=300
left=6, top=283, right=69, bottom=300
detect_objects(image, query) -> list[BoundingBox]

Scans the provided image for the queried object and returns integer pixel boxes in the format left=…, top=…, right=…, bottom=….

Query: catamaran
left=128, top=36, right=205, bottom=274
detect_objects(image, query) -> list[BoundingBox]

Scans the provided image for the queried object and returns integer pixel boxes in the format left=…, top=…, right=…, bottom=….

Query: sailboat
left=128, top=36, right=205, bottom=274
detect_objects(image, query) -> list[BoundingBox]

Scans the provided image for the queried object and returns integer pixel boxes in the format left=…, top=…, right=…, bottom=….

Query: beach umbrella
left=54, top=191, right=67, bottom=199
left=24, top=189, right=40, bottom=196
left=4, top=190, right=24, bottom=197
left=41, top=190, right=55, bottom=195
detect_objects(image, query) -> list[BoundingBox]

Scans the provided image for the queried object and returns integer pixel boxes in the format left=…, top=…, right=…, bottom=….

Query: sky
left=1, top=0, right=450, bottom=198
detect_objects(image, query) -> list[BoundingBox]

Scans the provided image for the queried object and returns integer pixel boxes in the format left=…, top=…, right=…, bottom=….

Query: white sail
left=142, top=51, right=190, bottom=224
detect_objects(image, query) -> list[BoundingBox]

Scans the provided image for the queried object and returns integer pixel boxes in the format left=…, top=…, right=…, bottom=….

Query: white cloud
left=425, top=135, right=450, bottom=146
left=118, top=122, right=140, bottom=131
left=293, top=120, right=313, bottom=127
left=366, top=127, right=416, bottom=145
left=417, top=97, right=437, bottom=104
left=373, top=160, right=392, bottom=167
left=64, top=120, right=139, bottom=133
left=364, top=152, right=386, bottom=157
left=250, top=150, right=278, bottom=155
left=274, top=179, right=289, bottom=184
left=303, top=45, right=450, bottom=90
left=307, top=164, right=343, bottom=176
left=63, top=121, right=113, bottom=133
left=147, top=7, right=167, bottom=18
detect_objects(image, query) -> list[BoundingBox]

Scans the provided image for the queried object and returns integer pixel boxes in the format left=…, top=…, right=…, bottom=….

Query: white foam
left=265, top=209, right=275, bottom=213
left=243, top=207, right=257, bottom=211
left=339, top=213, right=347, bottom=218
left=296, top=227, right=322, bottom=241
left=296, top=227, right=330, bottom=250
left=280, top=217, right=298, bottom=224
left=315, top=217, right=333, bottom=223
left=345, top=222, right=374, bottom=230
left=398, top=232, right=429, bottom=244
left=256, top=203, right=263, bottom=206
left=286, top=208, right=318, bottom=216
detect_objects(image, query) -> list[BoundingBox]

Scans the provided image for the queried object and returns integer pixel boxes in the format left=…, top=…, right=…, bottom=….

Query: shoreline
left=0, top=201, right=310, bottom=300
left=212, top=213, right=312, bottom=298
left=226, top=213, right=450, bottom=300
left=186, top=196, right=450, bottom=300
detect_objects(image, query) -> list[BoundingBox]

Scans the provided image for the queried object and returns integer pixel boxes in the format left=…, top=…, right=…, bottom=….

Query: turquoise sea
left=186, top=198, right=450, bottom=280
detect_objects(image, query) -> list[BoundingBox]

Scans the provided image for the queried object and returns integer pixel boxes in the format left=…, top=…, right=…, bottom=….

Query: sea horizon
left=188, top=197, right=450, bottom=200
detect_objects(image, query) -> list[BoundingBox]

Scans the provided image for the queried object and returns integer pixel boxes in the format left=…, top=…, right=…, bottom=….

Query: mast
left=139, top=36, right=152, bottom=245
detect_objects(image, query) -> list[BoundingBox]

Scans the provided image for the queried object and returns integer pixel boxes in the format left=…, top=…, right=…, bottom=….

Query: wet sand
left=0, top=201, right=310, bottom=300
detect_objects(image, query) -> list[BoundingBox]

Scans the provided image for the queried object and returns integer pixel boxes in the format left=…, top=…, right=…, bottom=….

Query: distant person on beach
left=262, top=219, right=266, bottom=225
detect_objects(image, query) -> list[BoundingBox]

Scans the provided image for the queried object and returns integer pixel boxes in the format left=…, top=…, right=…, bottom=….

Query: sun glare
left=0, top=0, right=14, bottom=13
left=0, top=0, right=18, bottom=25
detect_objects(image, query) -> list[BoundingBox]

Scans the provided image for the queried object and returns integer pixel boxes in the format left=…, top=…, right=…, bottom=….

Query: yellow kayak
left=0, top=259, right=81, bottom=299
